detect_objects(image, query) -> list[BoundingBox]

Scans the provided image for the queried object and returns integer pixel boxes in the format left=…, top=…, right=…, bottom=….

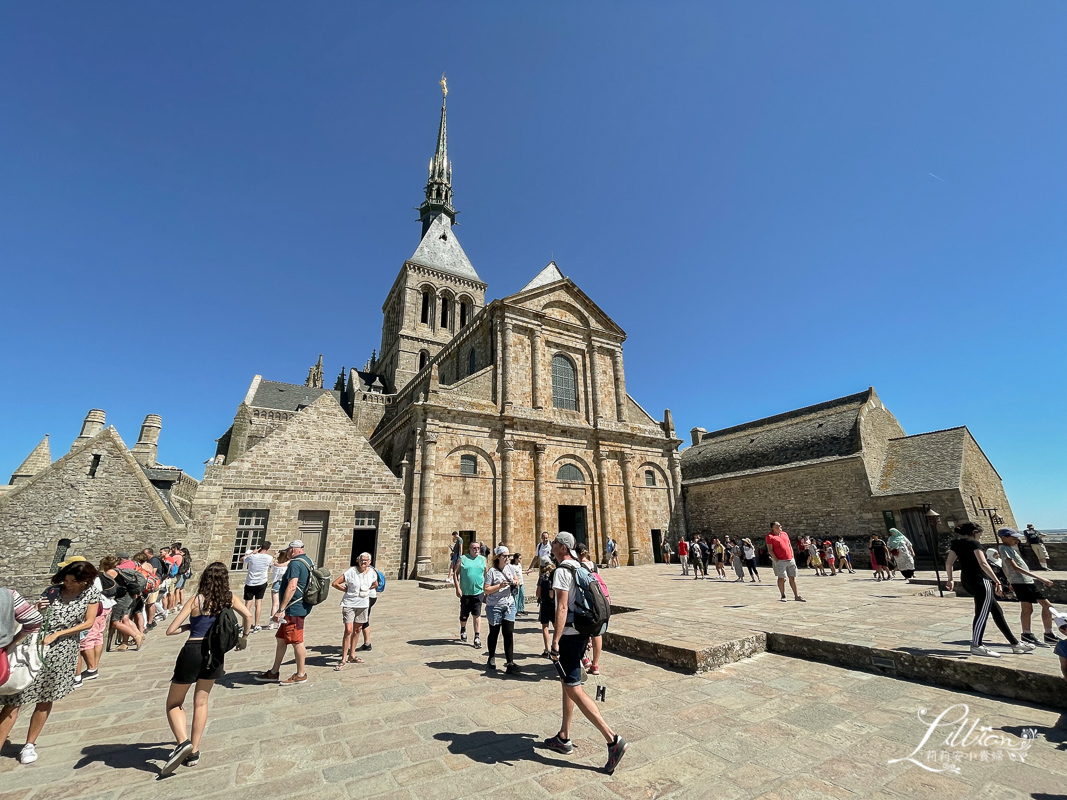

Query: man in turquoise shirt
left=456, top=540, right=486, bottom=648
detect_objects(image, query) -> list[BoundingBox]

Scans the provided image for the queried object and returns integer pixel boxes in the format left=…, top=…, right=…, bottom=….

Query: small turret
left=71, top=409, right=106, bottom=451
left=132, top=414, right=162, bottom=467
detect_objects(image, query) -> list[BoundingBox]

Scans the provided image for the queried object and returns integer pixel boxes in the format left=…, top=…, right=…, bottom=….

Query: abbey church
left=192, top=85, right=684, bottom=579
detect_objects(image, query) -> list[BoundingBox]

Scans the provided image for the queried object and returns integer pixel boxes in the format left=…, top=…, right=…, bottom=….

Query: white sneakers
left=969, top=645, right=1000, bottom=658
left=970, top=642, right=1037, bottom=658
left=1011, top=642, right=1037, bottom=654
left=19, top=743, right=38, bottom=764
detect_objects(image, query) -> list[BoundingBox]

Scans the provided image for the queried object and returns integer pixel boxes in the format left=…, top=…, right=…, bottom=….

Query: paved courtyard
left=0, top=575, right=1064, bottom=800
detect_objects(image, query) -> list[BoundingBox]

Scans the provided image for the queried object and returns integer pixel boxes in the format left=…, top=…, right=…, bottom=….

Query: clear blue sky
left=1, top=3, right=1064, bottom=526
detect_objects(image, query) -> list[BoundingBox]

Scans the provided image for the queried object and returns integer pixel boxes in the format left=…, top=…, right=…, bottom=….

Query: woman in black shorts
left=160, top=562, right=252, bottom=775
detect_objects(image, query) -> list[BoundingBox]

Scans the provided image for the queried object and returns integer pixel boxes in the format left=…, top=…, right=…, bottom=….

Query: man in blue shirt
left=257, top=540, right=313, bottom=685
left=456, top=541, right=486, bottom=648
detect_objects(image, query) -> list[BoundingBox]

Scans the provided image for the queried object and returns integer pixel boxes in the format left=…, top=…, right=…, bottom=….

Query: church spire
left=419, top=75, right=456, bottom=236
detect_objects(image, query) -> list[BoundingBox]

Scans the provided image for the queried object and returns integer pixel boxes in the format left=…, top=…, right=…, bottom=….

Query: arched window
left=551, top=354, right=578, bottom=410
left=460, top=455, right=477, bottom=476
left=420, top=288, right=432, bottom=324
left=556, top=464, right=584, bottom=482
left=468, top=348, right=476, bottom=376
left=459, top=301, right=469, bottom=327
left=440, top=295, right=451, bottom=328
left=418, top=350, right=429, bottom=370
left=645, top=470, right=656, bottom=486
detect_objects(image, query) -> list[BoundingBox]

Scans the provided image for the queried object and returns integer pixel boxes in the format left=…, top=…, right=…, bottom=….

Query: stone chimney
left=132, top=414, right=162, bottom=467
left=71, top=409, right=106, bottom=451
left=690, top=427, right=707, bottom=447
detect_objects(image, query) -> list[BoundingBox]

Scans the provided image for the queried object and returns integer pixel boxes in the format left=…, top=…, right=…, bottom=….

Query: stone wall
left=959, top=432, right=1017, bottom=530
left=0, top=429, right=184, bottom=595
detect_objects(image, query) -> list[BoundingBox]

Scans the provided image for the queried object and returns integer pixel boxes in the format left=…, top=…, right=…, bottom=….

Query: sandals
left=335, top=656, right=364, bottom=670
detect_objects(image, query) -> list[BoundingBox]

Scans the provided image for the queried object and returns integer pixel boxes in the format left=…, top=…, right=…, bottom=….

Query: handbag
left=0, top=632, right=46, bottom=696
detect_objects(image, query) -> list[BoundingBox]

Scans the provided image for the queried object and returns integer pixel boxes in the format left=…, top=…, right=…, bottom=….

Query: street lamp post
left=925, top=507, right=944, bottom=598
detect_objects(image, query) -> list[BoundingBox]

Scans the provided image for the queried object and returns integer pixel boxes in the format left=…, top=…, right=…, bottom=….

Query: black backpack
left=201, top=607, right=241, bottom=672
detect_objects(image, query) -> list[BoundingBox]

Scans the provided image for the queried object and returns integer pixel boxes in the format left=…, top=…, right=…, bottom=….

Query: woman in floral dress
left=0, top=559, right=100, bottom=765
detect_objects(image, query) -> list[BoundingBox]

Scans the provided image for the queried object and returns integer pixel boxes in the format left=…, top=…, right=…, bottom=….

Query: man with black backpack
left=257, top=540, right=318, bottom=686
left=545, top=532, right=627, bottom=774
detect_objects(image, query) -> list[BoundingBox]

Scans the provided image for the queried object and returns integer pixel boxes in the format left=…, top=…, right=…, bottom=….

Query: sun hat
left=57, top=555, right=87, bottom=568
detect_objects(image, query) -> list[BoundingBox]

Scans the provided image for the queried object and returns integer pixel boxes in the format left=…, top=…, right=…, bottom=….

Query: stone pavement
left=0, top=578, right=1064, bottom=800
left=603, top=565, right=1067, bottom=706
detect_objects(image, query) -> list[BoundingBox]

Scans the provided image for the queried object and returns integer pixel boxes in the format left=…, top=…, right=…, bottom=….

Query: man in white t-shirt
left=243, top=542, right=274, bottom=632
left=546, top=532, right=627, bottom=774
left=531, top=531, right=552, bottom=573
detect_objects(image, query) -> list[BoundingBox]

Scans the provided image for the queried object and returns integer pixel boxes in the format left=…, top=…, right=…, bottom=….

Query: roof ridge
left=887, top=426, right=967, bottom=441
left=701, top=389, right=873, bottom=441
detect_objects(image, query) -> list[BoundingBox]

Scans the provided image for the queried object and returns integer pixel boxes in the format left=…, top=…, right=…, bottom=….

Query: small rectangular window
left=231, top=509, right=269, bottom=569
left=421, top=291, right=430, bottom=324
left=460, top=454, right=477, bottom=475
left=88, top=454, right=102, bottom=478
left=644, top=470, right=656, bottom=486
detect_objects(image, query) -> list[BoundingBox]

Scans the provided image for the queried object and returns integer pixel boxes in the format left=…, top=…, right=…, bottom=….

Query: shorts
left=539, top=602, right=556, bottom=625
left=171, top=638, right=224, bottom=684
left=244, top=583, right=268, bottom=601
left=80, top=606, right=110, bottom=651
left=271, top=580, right=282, bottom=594
left=176, top=575, right=187, bottom=591
left=342, top=606, right=370, bottom=625
left=1012, top=583, right=1045, bottom=604
left=486, top=602, right=517, bottom=625
left=556, top=634, right=588, bottom=687
left=276, top=615, right=306, bottom=644
left=459, top=594, right=484, bottom=621
left=162, top=578, right=174, bottom=594
left=774, top=559, right=798, bottom=579
left=146, top=591, right=159, bottom=605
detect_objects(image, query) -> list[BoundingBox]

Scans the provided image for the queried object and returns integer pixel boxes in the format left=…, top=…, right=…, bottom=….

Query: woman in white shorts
left=331, top=553, right=377, bottom=669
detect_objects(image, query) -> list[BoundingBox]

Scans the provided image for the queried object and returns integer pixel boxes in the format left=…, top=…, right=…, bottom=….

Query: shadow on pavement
left=433, top=730, right=601, bottom=771
left=74, top=742, right=172, bottom=774
left=406, top=638, right=464, bottom=646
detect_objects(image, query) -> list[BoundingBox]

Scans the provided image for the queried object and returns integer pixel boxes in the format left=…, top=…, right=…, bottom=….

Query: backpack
left=296, top=556, right=331, bottom=607
left=200, top=607, right=241, bottom=673
left=98, top=572, right=117, bottom=599
left=375, top=569, right=386, bottom=593
left=559, top=562, right=611, bottom=637
left=138, top=566, right=161, bottom=594
left=116, top=568, right=147, bottom=598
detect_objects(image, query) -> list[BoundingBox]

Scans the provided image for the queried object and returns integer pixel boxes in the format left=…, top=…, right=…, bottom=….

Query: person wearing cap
left=1023, top=524, right=1051, bottom=570
left=544, top=532, right=627, bottom=774
left=945, top=522, right=1034, bottom=658
left=455, top=540, right=486, bottom=649
left=483, top=546, right=521, bottom=674
left=998, top=528, right=1061, bottom=647
left=1052, top=611, right=1067, bottom=680
left=256, top=540, right=313, bottom=685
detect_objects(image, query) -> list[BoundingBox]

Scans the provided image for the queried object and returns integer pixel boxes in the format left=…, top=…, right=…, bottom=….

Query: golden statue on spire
left=440, top=73, right=448, bottom=97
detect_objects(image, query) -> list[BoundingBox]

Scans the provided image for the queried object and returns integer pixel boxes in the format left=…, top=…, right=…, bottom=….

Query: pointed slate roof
left=520, top=261, right=565, bottom=293
left=408, top=213, right=481, bottom=282
left=874, top=427, right=968, bottom=496
left=10, top=435, right=51, bottom=484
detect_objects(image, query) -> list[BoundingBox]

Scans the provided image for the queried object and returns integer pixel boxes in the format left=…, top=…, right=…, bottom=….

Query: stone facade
left=193, top=394, right=406, bottom=578
left=0, top=411, right=195, bottom=595
left=681, top=388, right=1017, bottom=564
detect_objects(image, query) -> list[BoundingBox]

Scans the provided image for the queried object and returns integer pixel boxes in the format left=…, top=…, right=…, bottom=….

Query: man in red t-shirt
left=765, top=522, right=805, bottom=603
left=677, top=540, right=689, bottom=576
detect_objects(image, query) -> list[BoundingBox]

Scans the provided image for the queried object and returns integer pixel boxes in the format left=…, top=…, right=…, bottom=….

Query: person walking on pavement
left=887, top=529, right=916, bottom=580
left=688, top=536, right=704, bottom=579
left=677, top=539, right=689, bottom=576
left=1023, top=524, right=1052, bottom=570
left=766, top=522, right=805, bottom=602
left=242, top=541, right=273, bottom=632
left=531, top=531, right=552, bottom=573
left=544, top=533, right=627, bottom=774
left=742, top=538, right=760, bottom=582
left=835, top=537, right=855, bottom=573
left=257, top=540, right=315, bottom=685
left=456, top=540, right=486, bottom=649
left=945, top=523, right=1034, bottom=658
left=998, top=528, right=1062, bottom=647
left=484, top=546, right=521, bottom=674
left=536, top=560, right=557, bottom=657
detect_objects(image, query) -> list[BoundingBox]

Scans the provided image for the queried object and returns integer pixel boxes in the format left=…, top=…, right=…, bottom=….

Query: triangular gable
left=408, top=214, right=482, bottom=283
left=221, top=393, right=402, bottom=489
left=10, top=435, right=52, bottom=482
left=505, top=276, right=626, bottom=337
left=0, top=427, right=181, bottom=528
left=520, top=261, right=565, bottom=293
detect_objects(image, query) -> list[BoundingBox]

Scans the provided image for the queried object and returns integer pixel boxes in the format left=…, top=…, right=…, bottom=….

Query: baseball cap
left=116, top=551, right=131, bottom=560
left=494, top=545, right=510, bottom=557
left=1050, top=607, right=1067, bottom=631
left=57, top=555, right=87, bottom=568
left=998, top=527, right=1020, bottom=540
left=553, top=532, right=578, bottom=559
left=288, top=540, right=304, bottom=549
